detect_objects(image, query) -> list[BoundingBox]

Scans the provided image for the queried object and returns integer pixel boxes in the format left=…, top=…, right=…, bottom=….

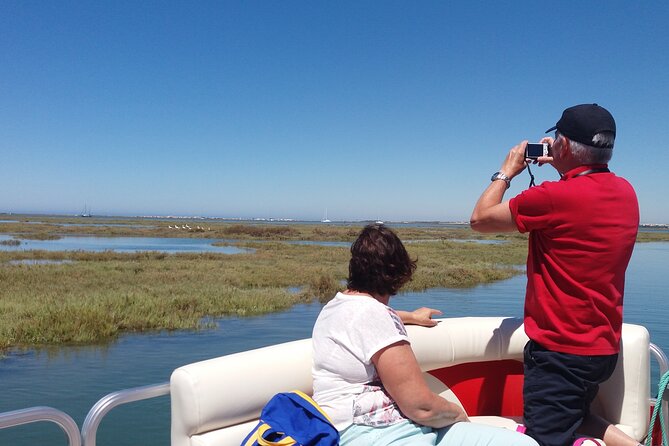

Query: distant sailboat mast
left=81, top=205, right=91, bottom=217
left=321, top=208, right=331, bottom=223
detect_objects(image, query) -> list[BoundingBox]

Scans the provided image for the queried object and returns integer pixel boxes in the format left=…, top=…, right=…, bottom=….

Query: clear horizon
left=2, top=2, right=668, bottom=224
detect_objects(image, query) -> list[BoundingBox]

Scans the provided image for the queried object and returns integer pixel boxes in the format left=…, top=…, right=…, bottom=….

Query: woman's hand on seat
left=397, top=308, right=442, bottom=327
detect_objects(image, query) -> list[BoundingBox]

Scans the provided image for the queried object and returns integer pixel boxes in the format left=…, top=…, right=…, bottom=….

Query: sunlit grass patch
left=0, top=237, right=527, bottom=350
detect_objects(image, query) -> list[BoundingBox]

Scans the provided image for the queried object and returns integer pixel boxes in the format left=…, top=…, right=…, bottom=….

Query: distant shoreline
left=1, top=212, right=667, bottom=229
left=0, top=212, right=471, bottom=226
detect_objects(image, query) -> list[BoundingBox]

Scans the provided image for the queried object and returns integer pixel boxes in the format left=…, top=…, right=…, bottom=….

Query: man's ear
left=559, top=136, right=572, bottom=160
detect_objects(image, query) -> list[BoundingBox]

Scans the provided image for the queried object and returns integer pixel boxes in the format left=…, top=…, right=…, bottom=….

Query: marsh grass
left=16, top=233, right=61, bottom=240
left=0, top=249, right=315, bottom=349
left=0, top=214, right=665, bottom=350
left=222, top=224, right=300, bottom=239
left=0, top=237, right=527, bottom=350
left=637, top=231, right=669, bottom=243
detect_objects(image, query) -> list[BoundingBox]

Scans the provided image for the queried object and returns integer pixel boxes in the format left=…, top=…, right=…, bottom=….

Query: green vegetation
left=637, top=230, right=669, bottom=243
left=0, top=214, right=666, bottom=350
left=16, top=233, right=61, bottom=240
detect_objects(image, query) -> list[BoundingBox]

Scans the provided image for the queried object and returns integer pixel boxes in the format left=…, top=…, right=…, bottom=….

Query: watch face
left=491, top=172, right=510, bottom=187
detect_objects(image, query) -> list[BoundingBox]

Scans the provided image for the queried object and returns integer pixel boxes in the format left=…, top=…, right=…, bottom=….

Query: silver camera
left=525, top=143, right=550, bottom=160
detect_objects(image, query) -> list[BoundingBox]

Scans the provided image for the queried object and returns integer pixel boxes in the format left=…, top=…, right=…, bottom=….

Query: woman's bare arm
left=396, top=308, right=442, bottom=327
left=373, top=341, right=468, bottom=428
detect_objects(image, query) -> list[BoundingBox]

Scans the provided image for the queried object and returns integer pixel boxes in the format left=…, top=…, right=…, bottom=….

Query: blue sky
left=2, top=1, right=668, bottom=223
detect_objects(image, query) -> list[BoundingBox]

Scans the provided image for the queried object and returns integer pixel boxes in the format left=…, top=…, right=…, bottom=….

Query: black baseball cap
left=545, top=103, right=616, bottom=148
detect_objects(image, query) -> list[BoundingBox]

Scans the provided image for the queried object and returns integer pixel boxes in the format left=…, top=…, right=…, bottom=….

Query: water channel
left=0, top=235, right=249, bottom=254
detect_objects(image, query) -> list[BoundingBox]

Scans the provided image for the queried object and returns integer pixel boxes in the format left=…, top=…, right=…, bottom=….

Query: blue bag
left=241, top=390, right=339, bottom=446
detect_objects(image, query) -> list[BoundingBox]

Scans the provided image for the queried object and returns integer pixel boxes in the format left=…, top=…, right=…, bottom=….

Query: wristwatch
left=490, top=171, right=511, bottom=189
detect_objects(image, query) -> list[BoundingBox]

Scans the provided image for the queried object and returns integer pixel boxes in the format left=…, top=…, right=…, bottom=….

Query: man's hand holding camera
left=499, top=140, right=531, bottom=182
left=505, top=138, right=556, bottom=173
left=533, top=136, right=555, bottom=167
left=470, top=138, right=556, bottom=233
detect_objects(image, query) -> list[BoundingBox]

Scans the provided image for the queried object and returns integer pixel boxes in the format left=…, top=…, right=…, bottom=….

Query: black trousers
left=523, top=340, right=618, bottom=446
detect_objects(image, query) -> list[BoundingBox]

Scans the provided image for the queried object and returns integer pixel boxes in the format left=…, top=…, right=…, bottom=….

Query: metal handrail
left=650, top=342, right=669, bottom=439
left=81, top=381, right=170, bottom=446
left=0, top=406, right=81, bottom=446
left=650, top=343, right=669, bottom=377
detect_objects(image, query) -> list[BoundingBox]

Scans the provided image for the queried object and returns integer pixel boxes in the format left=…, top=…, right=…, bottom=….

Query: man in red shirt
left=470, top=104, right=640, bottom=446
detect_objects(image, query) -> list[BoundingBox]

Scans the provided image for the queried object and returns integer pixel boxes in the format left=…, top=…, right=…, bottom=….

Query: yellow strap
left=291, top=390, right=335, bottom=424
left=244, top=391, right=334, bottom=446
left=243, top=423, right=268, bottom=446
left=257, top=428, right=296, bottom=446
left=246, top=423, right=296, bottom=446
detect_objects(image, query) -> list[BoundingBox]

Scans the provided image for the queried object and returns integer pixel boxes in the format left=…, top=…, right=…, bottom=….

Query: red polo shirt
left=509, top=165, right=639, bottom=355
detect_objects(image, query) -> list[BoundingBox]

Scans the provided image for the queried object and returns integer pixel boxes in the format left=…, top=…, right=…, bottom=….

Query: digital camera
left=525, top=143, right=550, bottom=160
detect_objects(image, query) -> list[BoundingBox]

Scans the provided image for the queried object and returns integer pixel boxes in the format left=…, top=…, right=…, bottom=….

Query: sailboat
left=321, top=208, right=331, bottom=223
left=80, top=205, right=92, bottom=218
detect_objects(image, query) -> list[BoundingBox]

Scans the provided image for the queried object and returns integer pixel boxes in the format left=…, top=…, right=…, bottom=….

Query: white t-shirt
left=311, top=292, right=410, bottom=431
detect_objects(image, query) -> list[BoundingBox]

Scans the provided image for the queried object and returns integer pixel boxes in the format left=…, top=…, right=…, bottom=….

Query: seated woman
left=311, top=224, right=538, bottom=446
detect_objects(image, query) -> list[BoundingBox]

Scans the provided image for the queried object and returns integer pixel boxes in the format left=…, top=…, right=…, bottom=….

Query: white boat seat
left=170, top=317, right=650, bottom=446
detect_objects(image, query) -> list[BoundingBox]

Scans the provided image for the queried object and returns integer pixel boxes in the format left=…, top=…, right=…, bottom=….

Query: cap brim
left=545, top=125, right=557, bottom=133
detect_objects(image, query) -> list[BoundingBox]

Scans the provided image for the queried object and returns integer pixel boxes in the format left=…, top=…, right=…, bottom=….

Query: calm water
left=0, top=235, right=500, bottom=254
left=0, top=243, right=667, bottom=446
left=0, top=235, right=249, bottom=254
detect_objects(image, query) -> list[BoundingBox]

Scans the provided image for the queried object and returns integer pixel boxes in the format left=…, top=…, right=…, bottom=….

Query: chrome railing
left=650, top=342, right=669, bottom=438
left=0, top=406, right=81, bottom=446
left=81, top=381, right=170, bottom=446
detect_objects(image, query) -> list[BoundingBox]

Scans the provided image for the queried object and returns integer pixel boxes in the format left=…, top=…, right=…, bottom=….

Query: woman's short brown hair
left=347, top=224, right=417, bottom=296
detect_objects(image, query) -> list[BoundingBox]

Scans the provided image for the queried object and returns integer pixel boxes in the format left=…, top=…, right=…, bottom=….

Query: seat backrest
left=592, top=323, right=651, bottom=440
left=170, top=317, right=650, bottom=445
left=170, top=338, right=313, bottom=446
